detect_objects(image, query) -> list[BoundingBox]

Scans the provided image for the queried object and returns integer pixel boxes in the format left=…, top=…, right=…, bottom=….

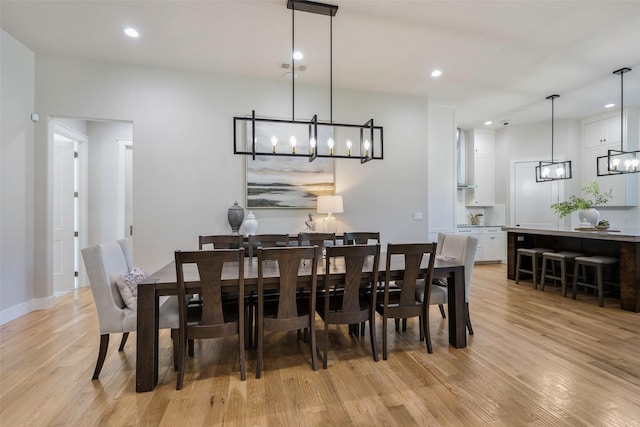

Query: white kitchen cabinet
left=456, top=227, right=504, bottom=263
left=581, top=109, right=638, bottom=207
left=481, top=227, right=505, bottom=262
left=583, top=116, right=622, bottom=148
left=465, top=129, right=495, bottom=206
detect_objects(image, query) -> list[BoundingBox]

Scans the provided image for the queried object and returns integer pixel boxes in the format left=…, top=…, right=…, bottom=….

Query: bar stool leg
left=597, top=265, right=604, bottom=307
left=539, top=256, right=547, bottom=291
left=560, top=259, right=567, bottom=297
left=572, top=262, right=579, bottom=300
left=515, top=253, right=522, bottom=284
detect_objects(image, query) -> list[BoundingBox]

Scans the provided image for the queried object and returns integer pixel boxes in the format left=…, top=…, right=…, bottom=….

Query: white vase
left=578, top=208, right=600, bottom=227
left=244, top=211, right=258, bottom=236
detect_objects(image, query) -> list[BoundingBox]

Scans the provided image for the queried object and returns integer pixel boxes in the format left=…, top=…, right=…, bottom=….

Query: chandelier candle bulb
left=328, top=138, right=334, bottom=155
left=271, top=135, right=278, bottom=153
left=346, top=139, right=352, bottom=156
left=290, top=135, right=297, bottom=154
left=310, top=137, right=316, bottom=154
left=363, top=139, right=371, bottom=158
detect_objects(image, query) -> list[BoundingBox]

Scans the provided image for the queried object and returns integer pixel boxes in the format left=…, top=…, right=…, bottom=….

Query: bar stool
left=572, top=256, right=619, bottom=307
left=539, top=251, right=583, bottom=297
left=515, top=248, right=553, bottom=289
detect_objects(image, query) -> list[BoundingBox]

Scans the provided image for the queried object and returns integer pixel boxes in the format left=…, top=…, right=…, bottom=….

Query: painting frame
left=243, top=120, right=335, bottom=209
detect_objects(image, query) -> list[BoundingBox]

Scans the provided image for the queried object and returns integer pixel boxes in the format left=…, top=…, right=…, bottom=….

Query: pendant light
left=597, top=67, right=639, bottom=175
left=535, top=95, right=573, bottom=182
left=233, top=0, right=383, bottom=163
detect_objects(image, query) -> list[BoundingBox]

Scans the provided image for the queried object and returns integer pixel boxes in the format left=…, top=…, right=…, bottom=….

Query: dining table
left=136, top=253, right=466, bottom=392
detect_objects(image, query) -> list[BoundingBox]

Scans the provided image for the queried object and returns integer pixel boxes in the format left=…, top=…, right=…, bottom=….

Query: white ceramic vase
left=244, top=211, right=258, bottom=236
left=578, top=208, right=600, bottom=227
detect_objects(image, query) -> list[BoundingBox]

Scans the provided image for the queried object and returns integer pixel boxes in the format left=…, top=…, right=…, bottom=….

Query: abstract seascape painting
left=246, top=121, right=334, bottom=208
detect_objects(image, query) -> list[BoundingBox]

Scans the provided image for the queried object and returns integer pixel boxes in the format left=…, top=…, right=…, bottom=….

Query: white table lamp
left=316, top=195, right=343, bottom=233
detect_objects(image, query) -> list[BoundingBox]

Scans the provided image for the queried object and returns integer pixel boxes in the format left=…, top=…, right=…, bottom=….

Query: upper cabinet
left=465, top=129, right=495, bottom=206
left=581, top=109, right=639, bottom=207
left=583, top=116, right=623, bottom=148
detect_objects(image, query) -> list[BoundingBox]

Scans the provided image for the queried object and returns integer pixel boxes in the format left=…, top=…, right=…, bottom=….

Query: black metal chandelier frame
left=535, top=94, right=573, bottom=182
left=233, top=0, right=383, bottom=164
left=597, top=67, right=639, bottom=176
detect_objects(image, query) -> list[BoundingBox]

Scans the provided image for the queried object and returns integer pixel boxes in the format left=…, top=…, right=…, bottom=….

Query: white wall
left=86, top=121, right=133, bottom=245
left=0, top=31, right=43, bottom=321
left=32, top=54, right=431, bottom=281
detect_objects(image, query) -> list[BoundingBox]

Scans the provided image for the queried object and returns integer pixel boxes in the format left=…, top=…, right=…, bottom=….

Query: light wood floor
left=1, top=264, right=639, bottom=426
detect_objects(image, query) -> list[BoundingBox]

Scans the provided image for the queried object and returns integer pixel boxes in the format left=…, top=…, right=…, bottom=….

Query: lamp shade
left=317, top=195, right=343, bottom=214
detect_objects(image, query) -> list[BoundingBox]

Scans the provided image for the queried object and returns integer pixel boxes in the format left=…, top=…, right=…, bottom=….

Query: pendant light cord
left=620, top=68, right=624, bottom=151
left=330, top=14, right=333, bottom=124
left=292, top=6, right=295, bottom=121
left=551, top=96, right=555, bottom=162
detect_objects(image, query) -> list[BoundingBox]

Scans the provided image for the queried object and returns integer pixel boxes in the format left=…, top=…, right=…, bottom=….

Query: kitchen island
left=503, top=226, right=640, bottom=312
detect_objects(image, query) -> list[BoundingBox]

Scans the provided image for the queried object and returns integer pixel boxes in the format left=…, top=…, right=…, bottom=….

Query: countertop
left=502, top=226, right=640, bottom=242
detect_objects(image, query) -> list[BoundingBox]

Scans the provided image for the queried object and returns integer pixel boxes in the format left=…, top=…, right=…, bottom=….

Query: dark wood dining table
left=136, top=254, right=465, bottom=392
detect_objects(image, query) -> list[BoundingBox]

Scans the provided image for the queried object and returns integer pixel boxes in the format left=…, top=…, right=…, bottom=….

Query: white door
left=53, top=135, right=76, bottom=294
left=511, top=160, right=562, bottom=228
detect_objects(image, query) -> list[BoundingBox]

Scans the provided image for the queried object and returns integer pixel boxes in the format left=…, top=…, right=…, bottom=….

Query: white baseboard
left=0, top=296, right=56, bottom=325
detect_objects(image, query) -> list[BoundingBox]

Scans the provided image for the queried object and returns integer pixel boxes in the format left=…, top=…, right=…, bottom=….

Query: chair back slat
left=198, top=235, right=243, bottom=250
left=248, top=234, right=290, bottom=258
left=298, top=232, right=336, bottom=248
left=343, top=232, right=380, bottom=245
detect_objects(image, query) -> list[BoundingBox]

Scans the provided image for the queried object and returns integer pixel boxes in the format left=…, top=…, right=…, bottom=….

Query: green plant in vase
left=550, top=181, right=612, bottom=226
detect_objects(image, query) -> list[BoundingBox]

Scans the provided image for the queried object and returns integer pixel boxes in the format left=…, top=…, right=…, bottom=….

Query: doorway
left=510, top=160, right=563, bottom=228
left=51, top=118, right=133, bottom=293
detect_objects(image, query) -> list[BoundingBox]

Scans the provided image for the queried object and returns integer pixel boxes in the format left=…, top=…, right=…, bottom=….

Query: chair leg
left=540, top=256, right=547, bottom=291
left=171, top=329, right=179, bottom=371
left=419, top=315, right=424, bottom=341
left=92, top=334, right=109, bottom=380
left=361, top=321, right=366, bottom=337
left=438, top=304, right=446, bottom=319
left=423, top=310, right=433, bottom=354
left=239, top=321, right=246, bottom=382
left=323, top=321, right=329, bottom=369
left=188, top=339, right=194, bottom=357
left=118, top=332, right=129, bottom=351
left=395, top=318, right=400, bottom=332
left=256, top=307, right=264, bottom=379
left=402, top=318, right=407, bottom=332
left=309, top=316, right=318, bottom=371
left=515, top=253, right=521, bottom=284
left=382, top=316, right=388, bottom=360
left=465, top=303, right=474, bottom=336
left=369, top=314, right=379, bottom=362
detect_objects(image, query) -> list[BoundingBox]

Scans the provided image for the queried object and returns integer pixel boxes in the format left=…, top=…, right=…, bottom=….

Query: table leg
left=447, top=266, right=467, bottom=348
left=136, top=282, right=158, bottom=392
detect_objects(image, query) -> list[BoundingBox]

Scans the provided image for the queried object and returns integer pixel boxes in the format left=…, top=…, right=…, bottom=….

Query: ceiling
left=2, top=0, right=640, bottom=129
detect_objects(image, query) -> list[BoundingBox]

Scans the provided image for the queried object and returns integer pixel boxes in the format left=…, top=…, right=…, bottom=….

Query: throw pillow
left=116, top=266, right=149, bottom=311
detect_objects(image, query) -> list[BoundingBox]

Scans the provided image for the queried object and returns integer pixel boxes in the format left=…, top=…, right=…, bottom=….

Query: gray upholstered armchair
left=81, top=239, right=179, bottom=379
left=418, top=233, right=478, bottom=335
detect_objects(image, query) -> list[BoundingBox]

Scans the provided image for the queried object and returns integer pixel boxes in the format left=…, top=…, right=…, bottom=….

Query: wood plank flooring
left=1, top=264, right=639, bottom=426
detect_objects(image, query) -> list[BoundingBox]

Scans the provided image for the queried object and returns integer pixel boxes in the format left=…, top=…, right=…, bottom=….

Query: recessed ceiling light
left=431, top=69, right=442, bottom=78
left=604, top=103, right=615, bottom=108
left=124, top=27, right=139, bottom=38
left=484, top=121, right=492, bottom=125
left=292, top=51, right=304, bottom=61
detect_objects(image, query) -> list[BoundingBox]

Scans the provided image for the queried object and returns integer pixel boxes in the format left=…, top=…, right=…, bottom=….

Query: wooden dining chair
left=247, top=234, right=290, bottom=259
left=175, top=248, right=246, bottom=389
left=256, top=246, right=320, bottom=378
left=376, top=242, right=437, bottom=359
left=297, top=232, right=336, bottom=249
left=317, top=244, right=381, bottom=368
left=198, top=235, right=243, bottom=250
left=343, top=232, right=380, bottom=245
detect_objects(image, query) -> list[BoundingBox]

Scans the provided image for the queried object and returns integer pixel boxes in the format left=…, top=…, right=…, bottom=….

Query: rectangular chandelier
left=234, top=111, right=383, bottom=163
left=535, top=160, right=573, bottom=182
left=233, top=0, right=383, bottom=164
left=596, top=149, right=639, bottom=175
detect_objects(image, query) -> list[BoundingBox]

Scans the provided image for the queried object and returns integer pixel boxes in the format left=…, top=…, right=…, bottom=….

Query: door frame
left=52, top=122, right=88, bottom=289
